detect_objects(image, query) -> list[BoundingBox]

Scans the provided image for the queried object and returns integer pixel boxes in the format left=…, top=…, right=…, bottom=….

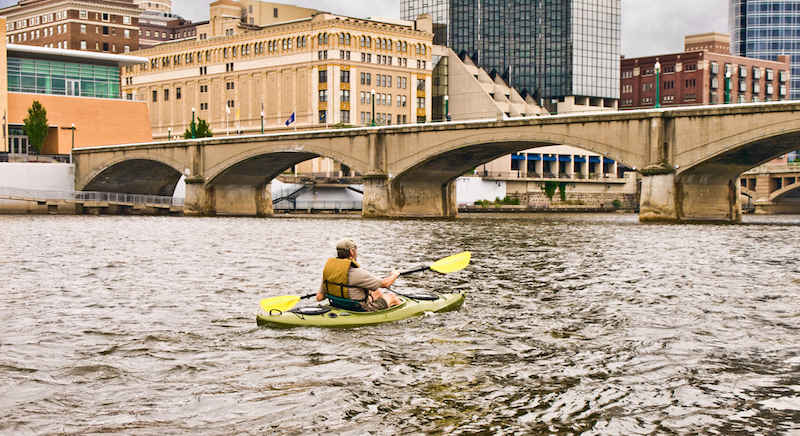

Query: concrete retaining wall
left=0, top=163, right=76, bottom=214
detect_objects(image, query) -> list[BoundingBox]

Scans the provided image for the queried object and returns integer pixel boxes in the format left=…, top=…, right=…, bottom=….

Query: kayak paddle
left=258, top=251, right=471, bottom=312
left=399, top=251, right=471, bottom=276
left=259, top=293, right=316, bottom=312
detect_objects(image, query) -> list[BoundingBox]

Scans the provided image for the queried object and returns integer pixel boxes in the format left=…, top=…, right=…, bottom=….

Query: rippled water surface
left=2, top=213, right=800, bottom=435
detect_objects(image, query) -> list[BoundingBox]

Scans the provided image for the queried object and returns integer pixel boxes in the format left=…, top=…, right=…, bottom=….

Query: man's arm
left=380, top=270, right=401, bottom=289
left=316, top=281, right=326, bottom=301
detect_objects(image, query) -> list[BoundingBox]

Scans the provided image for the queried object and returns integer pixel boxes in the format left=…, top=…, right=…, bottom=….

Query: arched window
left=318, top=33, right=323, bottom=46
left=339, top=33, right=345, bottom=44
left=360, top=35, right=366, bottom=47
left=345, top=33, right=350, bottom=45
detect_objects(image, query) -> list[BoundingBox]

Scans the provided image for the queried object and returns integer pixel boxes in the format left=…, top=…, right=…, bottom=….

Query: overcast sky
left=170, top=0, right=730, bottom=58
left=0, top=0, right=730, bottom=58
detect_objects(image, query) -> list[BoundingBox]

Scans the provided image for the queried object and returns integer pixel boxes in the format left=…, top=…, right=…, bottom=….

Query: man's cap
left=336, top=238, right=356, bottom=251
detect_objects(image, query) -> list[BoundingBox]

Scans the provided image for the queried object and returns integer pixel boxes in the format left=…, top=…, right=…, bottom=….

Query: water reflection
left=1, top=213, right=799, bottom=434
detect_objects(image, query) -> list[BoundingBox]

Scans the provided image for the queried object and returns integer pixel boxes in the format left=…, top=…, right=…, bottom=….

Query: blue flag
left=285, top=112, right=295, bottom=126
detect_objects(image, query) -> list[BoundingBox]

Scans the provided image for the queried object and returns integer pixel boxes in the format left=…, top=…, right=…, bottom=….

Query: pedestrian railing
left=0, top=186, right=184, bottom=208
left=273, top=200, right=362, bottom=212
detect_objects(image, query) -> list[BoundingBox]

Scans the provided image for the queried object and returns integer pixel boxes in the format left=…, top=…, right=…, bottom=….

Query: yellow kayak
left=256, top=292, right=465, bottom=328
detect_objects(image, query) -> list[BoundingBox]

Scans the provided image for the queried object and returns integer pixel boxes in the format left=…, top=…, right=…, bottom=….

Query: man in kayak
left=317, top=238, right=401, bottom=311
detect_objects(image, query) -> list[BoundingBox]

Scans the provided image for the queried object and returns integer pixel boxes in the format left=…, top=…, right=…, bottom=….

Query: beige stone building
left=122, top=1, right=434, bottom=141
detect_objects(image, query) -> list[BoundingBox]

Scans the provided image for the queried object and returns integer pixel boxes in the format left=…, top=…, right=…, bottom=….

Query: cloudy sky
left=0, top=0, right=730, bottom=58
left=170, top=0, right=730, bottom=58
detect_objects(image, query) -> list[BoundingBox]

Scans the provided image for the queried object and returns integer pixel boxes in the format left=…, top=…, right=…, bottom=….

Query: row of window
left=315, top=32, right=423, bottom=55
left=140, top=42, right=427, bottom=73
left=360, top=112, right=410, bottom=125
left=6, top=10, right=132, bottom=32
left=79, top=41, right=130, bottom=53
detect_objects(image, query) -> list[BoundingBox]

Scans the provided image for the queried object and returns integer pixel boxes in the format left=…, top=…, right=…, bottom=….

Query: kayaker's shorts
left=361, top=297, right=388, bottom=312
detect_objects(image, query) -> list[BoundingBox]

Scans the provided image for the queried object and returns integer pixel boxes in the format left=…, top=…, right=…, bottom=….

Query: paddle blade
left=260, top=295, right=300, bottom=312
left=429, top=251, right=471, bottom=274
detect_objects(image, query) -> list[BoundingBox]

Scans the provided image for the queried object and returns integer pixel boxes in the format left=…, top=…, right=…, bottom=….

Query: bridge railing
left=0, top=186, right=184, bottom=207
left=473, top=171, right=626, bottom=180
left=273, top=200, right=362, bottom=212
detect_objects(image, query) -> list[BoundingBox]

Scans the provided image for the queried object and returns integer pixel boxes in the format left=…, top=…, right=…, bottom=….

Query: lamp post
left=191, top=107, right=196, bottom=139
left=70, top=123, right=75, bottom=164
left=654, top=61, right=661, bottom=108
left=444, top=95, right=450, bottom=122
left=725, top=67, right=732, bottom=104
left=168, top=127, right=171, bottom=141
left=371, top=89, right=376, bottom=126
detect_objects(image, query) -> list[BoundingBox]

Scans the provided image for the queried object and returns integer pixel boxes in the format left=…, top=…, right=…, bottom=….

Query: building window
left=80, top=10, right=87, bottom=19
left=274, top=7, right=278, bottom=18
left=417, top=97, right=425, bottom=109
left=340, top=90, right=350, bottom=102
left=81, top=24, right=86, bottom=33
left=340, top=70, right=349, bottom=83
left=176, top=87, right=181, bottom=99
left=152, top=90, right=157, bottom=102
left=164, top=89, right=169, bottom=101
left=340, top=110, right=350, bottom=123
left=319, top=89, right=327, bottom=102
left=81, top=41, right=86, bottom=50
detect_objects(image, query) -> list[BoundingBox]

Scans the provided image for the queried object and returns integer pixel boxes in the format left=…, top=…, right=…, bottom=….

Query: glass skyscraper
left=400, top=0, right=450, bottom=45
left=402, top=0, right=620, bottom=102
left=729, top=0, right=800, bottom=99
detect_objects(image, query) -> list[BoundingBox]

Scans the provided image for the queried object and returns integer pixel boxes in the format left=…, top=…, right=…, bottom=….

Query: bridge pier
left=361, top=174, right=458, bottom=218
left=185, top=178, right=273, bottom=217
left=640, top=168, right=741, bottom=222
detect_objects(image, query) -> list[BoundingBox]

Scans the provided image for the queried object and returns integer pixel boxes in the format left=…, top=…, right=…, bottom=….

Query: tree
left=184, top=117, right=213, bottom=139
left=23, top=101, right=49, bottom=154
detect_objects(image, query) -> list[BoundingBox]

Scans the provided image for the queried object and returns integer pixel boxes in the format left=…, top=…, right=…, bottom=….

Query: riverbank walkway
left=0, top=186, right=183, bottom=213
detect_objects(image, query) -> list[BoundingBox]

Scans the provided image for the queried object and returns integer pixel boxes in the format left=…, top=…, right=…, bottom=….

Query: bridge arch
left=378, top=127, right=636, bottom=217
left=76, top=153, right=186, bottom=196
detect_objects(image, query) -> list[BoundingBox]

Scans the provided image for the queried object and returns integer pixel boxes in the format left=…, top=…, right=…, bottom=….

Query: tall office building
left=403, top=0, right=620, bottom=111
left=400, top=0, right=448, bottom=45
left=729, top=0, right=800, bottom=99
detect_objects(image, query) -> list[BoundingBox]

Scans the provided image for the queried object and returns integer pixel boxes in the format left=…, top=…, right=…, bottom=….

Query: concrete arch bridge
left=73, top=101, right=800, bottom=222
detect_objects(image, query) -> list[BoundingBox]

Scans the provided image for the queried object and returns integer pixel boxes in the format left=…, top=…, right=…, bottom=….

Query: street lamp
left=654, top=61, right=661, bottom=108
left=191, top=107, right=196, bottom=139
left=444, top=95, right=450, bottom=122
left=371, top=89, right=376, bottom=126
left=70, top=123, right=75, bottom=164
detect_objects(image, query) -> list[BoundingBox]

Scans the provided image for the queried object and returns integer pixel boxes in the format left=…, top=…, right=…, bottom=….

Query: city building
left=400, top=0, right=447, bottom=45
left=729, top=0, right=800, bottom=99
left=620, top=33, right=790, bottom=108
left=137, top=0, right=198, bottom=49
left=122, top=1, right=434, bottom=140
left=1, top=0, right=141, bottom=54
left=403, top=0, right=621, bottom=114
left=0, top=17, right=151, bottom=158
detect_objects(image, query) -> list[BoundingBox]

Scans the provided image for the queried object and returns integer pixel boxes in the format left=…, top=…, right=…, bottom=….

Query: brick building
left=1, top=0, right=141, bottom=54
left=621, top=32, right=790, bottom=108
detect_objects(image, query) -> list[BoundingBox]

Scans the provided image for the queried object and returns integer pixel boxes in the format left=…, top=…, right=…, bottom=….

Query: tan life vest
left=322, top=258, right=362, bottom=299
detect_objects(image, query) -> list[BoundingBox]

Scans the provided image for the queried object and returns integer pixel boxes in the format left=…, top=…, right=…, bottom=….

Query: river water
left=1, top=213, right=800, bottom=435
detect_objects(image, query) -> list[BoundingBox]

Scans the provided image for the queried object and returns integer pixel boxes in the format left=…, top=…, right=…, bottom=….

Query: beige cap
left=336, top=238, right=356, bottom=251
